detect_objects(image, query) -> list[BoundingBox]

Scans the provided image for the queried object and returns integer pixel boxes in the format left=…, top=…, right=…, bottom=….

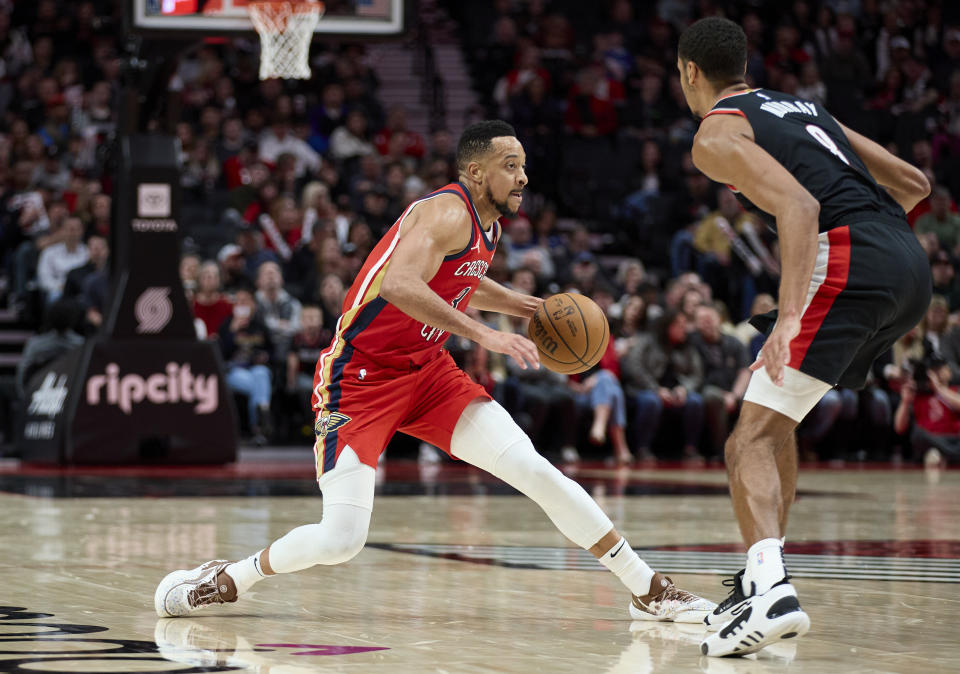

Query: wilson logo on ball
left=531, top=316, right=559, bottom=354
left=540, top=336, right=559, bottom=355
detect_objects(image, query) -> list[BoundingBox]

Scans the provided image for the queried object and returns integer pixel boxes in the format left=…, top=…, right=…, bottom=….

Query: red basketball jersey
left=317, top=182, right=499, bottom=375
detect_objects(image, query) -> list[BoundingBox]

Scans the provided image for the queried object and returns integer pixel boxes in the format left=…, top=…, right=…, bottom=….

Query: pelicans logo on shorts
left=315, top=412, right=352, bottom=439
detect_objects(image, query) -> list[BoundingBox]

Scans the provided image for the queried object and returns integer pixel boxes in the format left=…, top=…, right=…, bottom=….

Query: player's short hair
left=678, top=17, right=747, bottom=85
left=456, top=120, right=516, bottom=175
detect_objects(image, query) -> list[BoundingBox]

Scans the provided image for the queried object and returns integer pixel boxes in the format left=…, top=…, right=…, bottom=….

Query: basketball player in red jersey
left=156, top=121, right=715, bottom=623
left=676, top=19, right=931, bottom=657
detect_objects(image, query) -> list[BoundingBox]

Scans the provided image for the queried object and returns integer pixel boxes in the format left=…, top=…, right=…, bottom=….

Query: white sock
left=744, top=538, right=785, bottom=596
left=598, top=537, right=655, bottom=597
left=225, top=550, right=268, bottom=595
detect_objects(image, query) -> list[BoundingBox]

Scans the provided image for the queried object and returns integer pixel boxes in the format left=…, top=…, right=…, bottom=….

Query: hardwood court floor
left=0, top=458, right=957, bottom=673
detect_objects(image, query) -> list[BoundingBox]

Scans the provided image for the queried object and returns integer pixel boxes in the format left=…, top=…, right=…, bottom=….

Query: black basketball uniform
left=704, top=88, right=931, bottom=389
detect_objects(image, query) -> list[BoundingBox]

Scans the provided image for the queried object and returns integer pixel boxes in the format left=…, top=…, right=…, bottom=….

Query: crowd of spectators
left=3, top=0, right=960, bottom=465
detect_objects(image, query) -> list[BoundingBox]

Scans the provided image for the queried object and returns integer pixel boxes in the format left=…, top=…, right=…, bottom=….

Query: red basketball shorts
left=311, top=347, right=491, bottom=478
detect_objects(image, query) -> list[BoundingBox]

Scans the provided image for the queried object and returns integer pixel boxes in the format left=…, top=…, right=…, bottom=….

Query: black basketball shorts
left=750, top=213, right=932, bottom=390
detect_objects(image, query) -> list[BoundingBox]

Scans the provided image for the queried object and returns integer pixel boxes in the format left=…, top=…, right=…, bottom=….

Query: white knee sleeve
left=317, top=445, right=377, bottom=509
left=268, top=447, right=375, bottom=574
left=743, top=366, right=832, bottom=422
left=451, top=399, right=613, bottom=549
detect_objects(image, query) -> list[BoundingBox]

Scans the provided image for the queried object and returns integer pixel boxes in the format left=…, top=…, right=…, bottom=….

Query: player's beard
left=486, top=185, right=518, bottom=217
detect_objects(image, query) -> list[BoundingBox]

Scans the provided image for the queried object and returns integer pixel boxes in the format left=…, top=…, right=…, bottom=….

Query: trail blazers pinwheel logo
left=135, top=287, right=173, bottom=334
left=316, top=412, right=352, bottom=438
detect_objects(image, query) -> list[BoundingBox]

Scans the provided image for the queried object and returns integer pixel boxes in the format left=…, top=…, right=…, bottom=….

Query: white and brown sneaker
left=155, top=560, right=238, bottom=618
left=629, top=572, right=717, bottom=623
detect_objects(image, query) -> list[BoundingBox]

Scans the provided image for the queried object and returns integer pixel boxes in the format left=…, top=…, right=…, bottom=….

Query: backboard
left=131, top=0, right=405, bottom=37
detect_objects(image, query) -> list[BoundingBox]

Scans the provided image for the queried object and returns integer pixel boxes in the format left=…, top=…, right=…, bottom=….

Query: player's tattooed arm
left=836, top=120, right=931, bottom=213
left=470, top=277, right=543, bottom=318
left=692, top=113, right=819, bottom=384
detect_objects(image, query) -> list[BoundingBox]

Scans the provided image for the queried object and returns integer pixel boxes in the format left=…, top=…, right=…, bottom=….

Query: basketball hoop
left=249, top=0, right=324, bottom=80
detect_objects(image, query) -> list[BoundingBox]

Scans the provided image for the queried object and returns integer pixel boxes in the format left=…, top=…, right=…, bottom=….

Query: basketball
left=527, top=293, right=609, bottom=374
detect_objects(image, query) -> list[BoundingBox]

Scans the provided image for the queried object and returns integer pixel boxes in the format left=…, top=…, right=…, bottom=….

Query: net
left=248, top=1, right=324, bottom=80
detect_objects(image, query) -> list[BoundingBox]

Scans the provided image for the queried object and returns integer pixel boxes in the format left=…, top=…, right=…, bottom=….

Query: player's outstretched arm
left=837, top=120, right=931, bottom=212
left=693, top=113, right=820, bottom=384
left=470, top=277, right=543, bottom=317
left=379, top=195, right=540, bottom=369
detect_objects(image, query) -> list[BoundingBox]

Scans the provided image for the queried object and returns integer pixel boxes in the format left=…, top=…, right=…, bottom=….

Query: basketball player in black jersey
left=675, top=18, right=932, bottom=657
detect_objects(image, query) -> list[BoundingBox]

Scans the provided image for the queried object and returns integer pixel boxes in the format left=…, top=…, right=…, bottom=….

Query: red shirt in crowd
left=193, top=296, right=234, bottom=337
left=913, top=388, right=960, bottom=435
left=223, top=156, right=249, bottom=190
left=596, top=339, right=621, bottom=379
left=374, top=128, right=426, bottom=158
left=564, top=79, right=624, bottom=136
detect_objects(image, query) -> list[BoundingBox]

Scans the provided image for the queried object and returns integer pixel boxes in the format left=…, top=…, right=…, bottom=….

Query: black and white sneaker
left=703, top=569, right=747, bottom=632
left=699, top=581, right=809, bottom=657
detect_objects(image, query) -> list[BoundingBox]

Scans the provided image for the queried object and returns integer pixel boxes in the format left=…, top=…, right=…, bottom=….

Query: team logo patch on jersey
left=315, top=412, right=352, bottom=438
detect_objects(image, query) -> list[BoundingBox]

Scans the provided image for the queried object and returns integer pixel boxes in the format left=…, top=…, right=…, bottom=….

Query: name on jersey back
left=759, top=99, right=818, bottom=119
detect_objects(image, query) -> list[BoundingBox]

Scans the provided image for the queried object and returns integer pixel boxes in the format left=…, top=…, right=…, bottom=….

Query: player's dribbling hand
left=750, top=315, right=801, bottom=386
left=481, top=329, right=540, bottom=370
